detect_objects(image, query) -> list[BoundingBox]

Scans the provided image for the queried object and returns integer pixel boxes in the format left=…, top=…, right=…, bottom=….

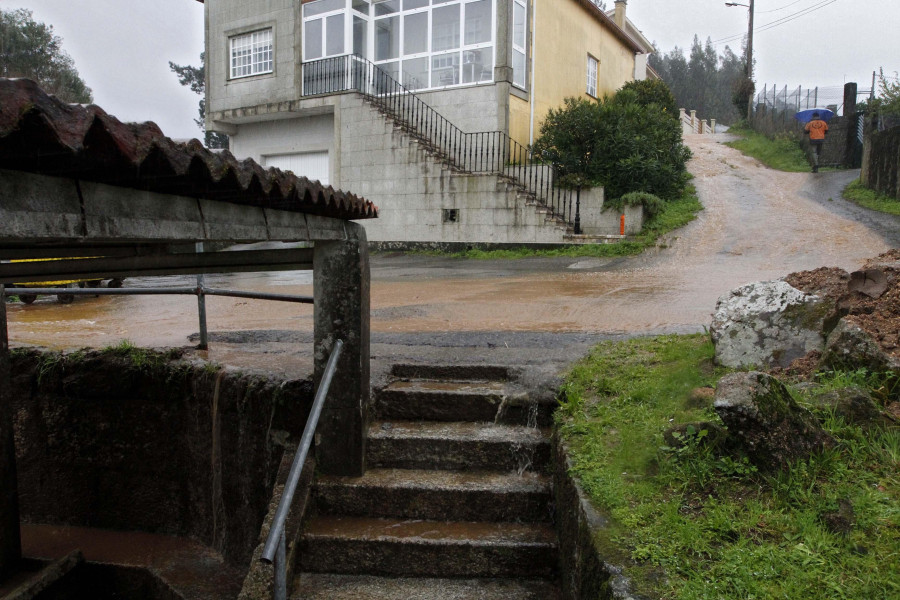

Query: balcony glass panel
left=375, top=16, right=400, bottom=60
left=402, top=57, right=429, bottom=90
left=305, top=19, right=323, bottom=60
left=464, top=0, right=490, bottom=45
left=462, top=47, right=491, bottom=83
left=432, top=4, right=460, bottom=51
left=304, top=0, right=345, bottom=17
left=326, top=13, right=345, bottom=56
left=431, top=51, right=459, bottom=87
left=404, top=11, right=428, bottom=54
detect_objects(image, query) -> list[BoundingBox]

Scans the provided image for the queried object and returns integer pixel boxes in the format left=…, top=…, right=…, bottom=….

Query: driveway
left=6, top=133, right=898, bottom=377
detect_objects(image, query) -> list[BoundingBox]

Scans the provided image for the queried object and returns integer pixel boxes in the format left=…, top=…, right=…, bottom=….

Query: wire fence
left=753, top=84, right=874, bottom=117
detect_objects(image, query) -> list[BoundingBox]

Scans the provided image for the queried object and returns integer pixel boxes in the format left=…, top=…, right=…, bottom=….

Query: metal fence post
left=196, top=242, right=208, bottom=350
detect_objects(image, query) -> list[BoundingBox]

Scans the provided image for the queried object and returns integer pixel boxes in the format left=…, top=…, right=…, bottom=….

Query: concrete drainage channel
left=4, top=351, right=639, bottom=600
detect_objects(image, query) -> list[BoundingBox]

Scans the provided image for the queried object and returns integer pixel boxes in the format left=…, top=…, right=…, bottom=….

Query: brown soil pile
left=782, top=250, right=900, bottom=377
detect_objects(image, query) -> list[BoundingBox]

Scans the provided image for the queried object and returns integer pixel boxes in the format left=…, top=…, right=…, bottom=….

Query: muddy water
left=6, top=134, right=896, bottom=368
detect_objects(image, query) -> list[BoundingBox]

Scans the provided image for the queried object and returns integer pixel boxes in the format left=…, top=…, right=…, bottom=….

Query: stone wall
left=9, top=348, right=313, bottom=566
left=861, top=119, right=900, bottom=200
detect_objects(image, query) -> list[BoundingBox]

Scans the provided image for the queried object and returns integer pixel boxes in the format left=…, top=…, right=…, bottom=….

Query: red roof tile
left=0, top=78, right=377, bottom=220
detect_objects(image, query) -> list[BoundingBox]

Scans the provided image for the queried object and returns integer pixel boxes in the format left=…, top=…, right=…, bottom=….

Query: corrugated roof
left=0, top=78, right=377, bottom=220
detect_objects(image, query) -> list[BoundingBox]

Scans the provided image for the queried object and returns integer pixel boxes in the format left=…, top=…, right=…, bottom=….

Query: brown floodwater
left=6, top=134, right=896, bottom=370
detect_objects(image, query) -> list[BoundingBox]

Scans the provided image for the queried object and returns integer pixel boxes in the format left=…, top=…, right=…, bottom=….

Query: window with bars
left=586, top=54, right=598, bottom=97
left=230, top=29, right=273, bottom=78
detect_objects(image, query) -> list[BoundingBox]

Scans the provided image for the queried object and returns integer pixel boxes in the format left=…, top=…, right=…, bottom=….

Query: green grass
left=843, top=179, right=900, bottom=216
left=725, top=125, right=814, bottom=172
left=558, top=334, right=900, bottom=600
left=441, top=184, right=703, bottom=260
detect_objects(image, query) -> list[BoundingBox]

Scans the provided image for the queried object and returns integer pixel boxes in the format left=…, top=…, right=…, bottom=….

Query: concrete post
left=843, top=82, right=858, bottom=168
left=313, top=225, right=370, bottom=476
left=0, top=285, right=22, bottom=578
left=690, top=110, right=697, bottom=132
left=711, top=119, right=717, bottom=134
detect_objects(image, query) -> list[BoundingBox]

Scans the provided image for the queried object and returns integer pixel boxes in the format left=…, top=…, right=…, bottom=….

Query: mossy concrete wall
left=9, top=348, right=313, bottom=567
left=553, top=435, right=652, bottom=600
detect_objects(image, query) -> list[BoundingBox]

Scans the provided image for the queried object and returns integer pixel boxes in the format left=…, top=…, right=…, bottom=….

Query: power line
left=756, top=0, right=807, bottom=14
left=711, top=0, right=840, bottom=47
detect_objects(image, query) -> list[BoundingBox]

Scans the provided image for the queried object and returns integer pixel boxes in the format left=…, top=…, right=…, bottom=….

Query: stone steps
left=293, top=573, right=563, bottom=600
left=298, top=516, right=558, bottom=579
left=293, top=363, right=561, bottom=597
left=367, top=420, right=552, bottom=473
left=314, top=467, right=553, bottom=522
left=375, top=379, right=555, bottom=426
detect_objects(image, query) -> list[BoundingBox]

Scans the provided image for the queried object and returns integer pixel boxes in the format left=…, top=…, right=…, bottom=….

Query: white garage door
left=265, top=151, right=330, bottom=185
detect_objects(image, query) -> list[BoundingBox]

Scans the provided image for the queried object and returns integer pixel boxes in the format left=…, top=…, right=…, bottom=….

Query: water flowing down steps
left=294, top=364, right=562, bottom=598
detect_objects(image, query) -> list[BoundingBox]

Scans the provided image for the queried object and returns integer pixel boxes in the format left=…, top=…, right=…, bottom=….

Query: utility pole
left=727, top=0, right=755, bottom=118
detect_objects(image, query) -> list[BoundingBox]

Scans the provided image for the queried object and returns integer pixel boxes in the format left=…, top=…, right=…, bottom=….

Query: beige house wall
left=511, top=0, right=637, bottom=147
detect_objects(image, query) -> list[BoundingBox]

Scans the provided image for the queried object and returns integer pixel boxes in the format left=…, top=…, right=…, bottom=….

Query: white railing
left=679, top=108, right=716, bottom=135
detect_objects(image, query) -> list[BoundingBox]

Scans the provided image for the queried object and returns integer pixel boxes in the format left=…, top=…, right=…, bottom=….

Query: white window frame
left=586, top=54, right=598, bottom=97
left=511, top=0, right=527, bottom=90
left=301, top=0, right=494, bottom=93
left=230, top=28, right=274, bottom=79
left=303, top=1, right=351, bottom=61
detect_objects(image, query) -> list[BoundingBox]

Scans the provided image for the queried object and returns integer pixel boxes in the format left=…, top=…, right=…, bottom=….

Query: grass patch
left=725, top=125, right=813, bottom=172
left=558, top=334, right=900, bottom=600
left=444, top=184, right=702, bottom=260
left=843, top=179, right=900, bottom=216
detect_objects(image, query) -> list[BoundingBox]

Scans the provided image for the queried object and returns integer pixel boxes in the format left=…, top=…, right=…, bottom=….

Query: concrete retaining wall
left=553, top=436, right=652, bottom=600
left=9, top=348, right=313, bottom=567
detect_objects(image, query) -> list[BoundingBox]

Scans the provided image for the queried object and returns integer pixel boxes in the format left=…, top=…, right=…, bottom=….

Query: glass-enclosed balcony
left=302, top=0, right=495, bottom=93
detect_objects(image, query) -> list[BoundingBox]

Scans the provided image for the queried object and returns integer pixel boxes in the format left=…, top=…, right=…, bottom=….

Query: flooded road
left=6, top=134, right=899, bottom=372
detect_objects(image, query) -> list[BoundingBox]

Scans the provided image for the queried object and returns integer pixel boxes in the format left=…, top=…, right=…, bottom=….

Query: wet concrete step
left=375, top=379, right=555, bottom=426
left=292, top=573, right=563, bottom=599
left=314, top=468, right=552, bottom=523
left=299, top=516, right=558, bottom=579
left=367, top=421, right=551, bottom=473
left=390, top=364, right=510, bottom=381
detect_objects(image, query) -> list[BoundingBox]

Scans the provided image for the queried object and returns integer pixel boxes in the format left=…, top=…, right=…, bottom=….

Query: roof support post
left=0, top=285, right=22, bottom=578
left=313, top=225, right=370, bottom=476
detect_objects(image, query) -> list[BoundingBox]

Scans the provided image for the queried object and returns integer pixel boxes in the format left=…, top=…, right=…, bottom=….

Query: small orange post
left=620, top=214, right=625, bottom=236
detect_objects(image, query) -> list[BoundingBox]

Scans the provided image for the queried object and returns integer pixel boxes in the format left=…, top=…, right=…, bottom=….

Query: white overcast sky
left=1, top=0, right=897, bottom=140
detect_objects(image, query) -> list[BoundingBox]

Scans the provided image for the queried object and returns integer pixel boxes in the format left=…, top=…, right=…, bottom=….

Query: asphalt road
left=6, top=133, right=898, bottom=379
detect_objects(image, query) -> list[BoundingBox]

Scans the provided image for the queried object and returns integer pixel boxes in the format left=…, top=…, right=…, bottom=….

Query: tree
left=169, top=53, right=229, bottom=149
left=649, top=35, right=751, bottom=125
left=532, top=87, right=691, bottom=202
left=0, top=8, right=92, bottom=103
left=617, top=78, right=678, bottom=117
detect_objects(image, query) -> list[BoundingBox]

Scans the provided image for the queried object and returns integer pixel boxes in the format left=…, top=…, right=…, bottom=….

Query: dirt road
left=6, top=133, right=899, bottom=374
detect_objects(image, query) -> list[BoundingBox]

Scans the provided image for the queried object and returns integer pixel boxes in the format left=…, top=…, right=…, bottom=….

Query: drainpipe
left=528, top=0, right=537, bottom=146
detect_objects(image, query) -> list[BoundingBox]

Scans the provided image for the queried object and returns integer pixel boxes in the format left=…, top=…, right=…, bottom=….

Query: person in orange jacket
left=805, top=112, right=828, bottom=172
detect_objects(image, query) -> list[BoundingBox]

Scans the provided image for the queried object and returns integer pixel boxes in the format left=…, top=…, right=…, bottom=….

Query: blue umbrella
left=794, top=108, right=835, bottom=123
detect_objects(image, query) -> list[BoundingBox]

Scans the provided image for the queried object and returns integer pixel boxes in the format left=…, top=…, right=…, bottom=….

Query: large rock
left=714, top=372, right=834, bottom=470
left=710, top=280, right=833, bottom=368
left=821, top=317, right=900, bottom=374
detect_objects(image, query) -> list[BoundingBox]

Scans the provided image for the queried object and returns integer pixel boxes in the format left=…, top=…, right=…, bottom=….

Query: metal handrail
left=302, top=54, right=580, bottom=232
left=4, top=286, right=314, bottom=303
left=260, top=338, right=344, bottom=600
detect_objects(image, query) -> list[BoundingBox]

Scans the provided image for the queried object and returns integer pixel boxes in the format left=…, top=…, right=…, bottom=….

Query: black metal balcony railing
left=302, top=54, right=580, bottom=232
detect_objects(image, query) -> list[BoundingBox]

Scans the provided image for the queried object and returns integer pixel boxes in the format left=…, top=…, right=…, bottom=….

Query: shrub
left=616, top=78, right=678, bottom=116
left=533, top=95, right=692, bottom=201
left=608, top=191, right=665, bottom=219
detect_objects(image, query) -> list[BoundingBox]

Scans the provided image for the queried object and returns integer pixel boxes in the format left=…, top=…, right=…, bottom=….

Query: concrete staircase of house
left=292, top=364, right=562, bottom=599
left=356, top=94, right=578, bottom=241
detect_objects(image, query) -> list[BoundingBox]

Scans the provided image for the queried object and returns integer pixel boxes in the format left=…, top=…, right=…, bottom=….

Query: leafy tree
left=0, top=8, right=92, bottom=103
left=532, top=89, right=692, bottom=201
left=169, top=53, right=229, bottom=149
left=873, top=68, right=900, bottom=116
